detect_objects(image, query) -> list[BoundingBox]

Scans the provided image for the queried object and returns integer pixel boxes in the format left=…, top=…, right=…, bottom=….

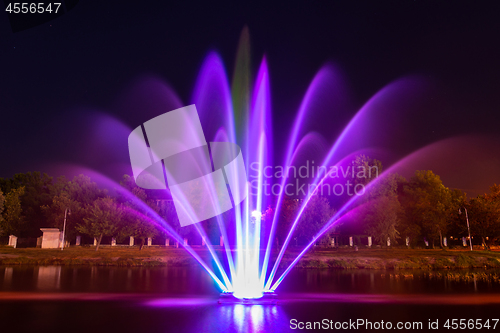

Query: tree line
left=263, top=155, right=500, bottom=249
left=0, top=173, right=184, bottom=250
left=1, top=157, right=499, bottom=250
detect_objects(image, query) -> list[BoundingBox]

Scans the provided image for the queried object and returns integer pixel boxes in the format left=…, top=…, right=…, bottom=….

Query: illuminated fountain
left=111, top=28, right=432, bottom=302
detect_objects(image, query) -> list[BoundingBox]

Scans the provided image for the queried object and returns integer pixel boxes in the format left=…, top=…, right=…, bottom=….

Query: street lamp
left=459, top=207, right=473, bottom=251
left=61, top=208, right=71, bottom=251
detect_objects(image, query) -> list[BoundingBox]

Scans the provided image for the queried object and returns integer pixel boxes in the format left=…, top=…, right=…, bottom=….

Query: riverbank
left=1, top=246, right=500, bottom=270
left=292, top=248, right=500, bottom=270
left=0, top=246, right=194, bottom=266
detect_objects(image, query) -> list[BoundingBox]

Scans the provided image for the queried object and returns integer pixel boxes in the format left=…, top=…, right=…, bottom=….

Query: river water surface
left=1, top=266, right=499, bottom=332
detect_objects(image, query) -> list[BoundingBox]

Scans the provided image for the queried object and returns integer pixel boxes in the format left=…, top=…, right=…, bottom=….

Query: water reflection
left=1, top=266, right=500, bottom=332
left=36, top=266, right=61, bottom=291
left=3, top=267, right=12, bottom=288
left=0, top=266, right=499, bottom=295
left=143, top=298, right=287, bottom=333
left=197, top=304, right=286, bottom=333
left=277, top=269, right=500, bottom=294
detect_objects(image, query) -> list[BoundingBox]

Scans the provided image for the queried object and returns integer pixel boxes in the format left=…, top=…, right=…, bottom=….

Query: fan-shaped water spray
left=51, top=31, right=450, bottom=302
left=116, top=36, right=436, bottom=300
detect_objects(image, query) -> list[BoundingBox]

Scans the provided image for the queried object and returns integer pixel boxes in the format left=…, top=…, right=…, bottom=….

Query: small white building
left=40, top=228, right=62, bottom=249
left=8, top=235, right=18, bottom=248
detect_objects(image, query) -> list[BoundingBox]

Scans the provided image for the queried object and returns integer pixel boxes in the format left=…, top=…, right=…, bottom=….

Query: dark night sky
left=0, top=1, right=499, bottom=196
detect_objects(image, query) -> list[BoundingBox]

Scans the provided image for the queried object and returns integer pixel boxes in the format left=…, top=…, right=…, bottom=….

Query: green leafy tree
left=400, top=170, right=452, bottom=248
left=1, top=187, right=26, bottom=236
left=351, top=155, right=383, bottom=187
left=43, top=194, right=85, bottom=242
left=467, top=185, right=500, bottom=248
left=158, top=199, right=187, bottom=245
left=77, top=197, right=123, bottom=251
left=334, top=155, right=383, bottom=210
left=334, top=156, right=402, bottom=246
left=61, top=175, right=107, bottom=205
left=42, top=175, right=106, bottom=243
left=295, top=195, right=334, bottom=244
left=353, top=173, right=403, bottom=246
left=334, top=155, right=384, bottom=235
left=397, top=177, right=422, bottom=245
left=446, top=189, right=468, bottom=244
left=271, top=197, right=299, bottom=247
left=0, top=172, right=53, bottom=237
left=266, top=196, right=335, bottom=248
left=364, top=195, right=401, bottom=245
left=121, top=186, right=159, bottom=250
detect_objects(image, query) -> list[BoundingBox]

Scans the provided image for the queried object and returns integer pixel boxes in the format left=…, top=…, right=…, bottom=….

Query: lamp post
left=61, top=208, right=71, bottom=251
left=459, top=208, right=473, bottom=251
